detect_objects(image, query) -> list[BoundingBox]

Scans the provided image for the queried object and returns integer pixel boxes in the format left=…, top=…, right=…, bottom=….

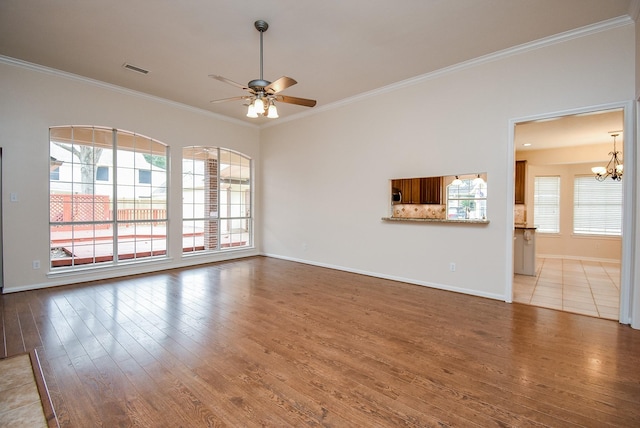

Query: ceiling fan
left=210, top=20, right=317, bottom=118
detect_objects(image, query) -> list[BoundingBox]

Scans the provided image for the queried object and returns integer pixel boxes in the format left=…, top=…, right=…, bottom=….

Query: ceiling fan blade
left=265, top=76, right=297, bottom=94
left=276, top=95, right=317, bottom=108
left=210, top=96, right=251, bottom=104
left=209, top=75, right=249, bottom=91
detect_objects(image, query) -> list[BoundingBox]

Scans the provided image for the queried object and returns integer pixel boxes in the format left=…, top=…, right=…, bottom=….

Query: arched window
left=50, top=126, right=168, bottom=269
left=182, top=146, right=252, bottom=253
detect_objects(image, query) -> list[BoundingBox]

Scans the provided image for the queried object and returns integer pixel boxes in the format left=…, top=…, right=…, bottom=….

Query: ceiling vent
left=122, top=63, right=149, bottom=75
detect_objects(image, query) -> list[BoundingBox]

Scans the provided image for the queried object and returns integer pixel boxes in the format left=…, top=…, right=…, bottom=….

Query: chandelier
left=592, top=133, right=623, bottom=181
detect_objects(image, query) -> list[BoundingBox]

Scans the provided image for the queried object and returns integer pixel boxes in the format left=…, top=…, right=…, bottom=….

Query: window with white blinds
left=573, top=176, right=622, bottom=236
left=534, top=176, right=560, bottom=233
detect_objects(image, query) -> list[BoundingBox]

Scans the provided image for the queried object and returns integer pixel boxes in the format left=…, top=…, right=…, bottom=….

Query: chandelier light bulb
left=246, top=103, right=258, bottom=118
left=472, top=174, right=485, bottom=185
left=267, top=102, right=279, bottom=118
left=253, top=97, right=265, bottom=114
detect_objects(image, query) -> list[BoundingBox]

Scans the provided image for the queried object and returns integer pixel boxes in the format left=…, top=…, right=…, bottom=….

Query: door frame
left=0, top=147, right=3, bottom=292
left=505, top=100, right=636, bottom=325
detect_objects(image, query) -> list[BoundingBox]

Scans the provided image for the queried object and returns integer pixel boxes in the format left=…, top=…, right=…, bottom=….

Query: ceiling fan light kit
left=210, top=20, right=316, bottom=119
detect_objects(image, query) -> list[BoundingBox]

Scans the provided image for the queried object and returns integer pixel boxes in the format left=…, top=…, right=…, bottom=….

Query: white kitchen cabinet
left=514, top=227, right=536, bottom=276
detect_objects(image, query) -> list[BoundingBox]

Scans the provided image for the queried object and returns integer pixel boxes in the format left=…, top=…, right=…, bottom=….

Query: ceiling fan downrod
left=249, top=20, right=270, bottom=91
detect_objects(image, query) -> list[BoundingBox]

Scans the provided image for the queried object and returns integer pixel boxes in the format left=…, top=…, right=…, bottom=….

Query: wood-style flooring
left=1, top=256, right=639, bottom=427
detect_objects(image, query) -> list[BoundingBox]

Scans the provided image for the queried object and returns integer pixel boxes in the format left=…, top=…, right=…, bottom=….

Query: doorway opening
left=510, top=105, right=630, bottom=321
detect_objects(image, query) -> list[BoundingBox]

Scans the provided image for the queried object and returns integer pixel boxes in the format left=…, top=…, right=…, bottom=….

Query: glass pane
left=117, top=221, right=167, bottom=261
left=183, top=220, right=197, bottom=252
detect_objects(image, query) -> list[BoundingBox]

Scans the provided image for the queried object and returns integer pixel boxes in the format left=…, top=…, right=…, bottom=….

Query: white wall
left=260, top=24, right=635, bottom=301
left=0, top=60, right=261, bottom=292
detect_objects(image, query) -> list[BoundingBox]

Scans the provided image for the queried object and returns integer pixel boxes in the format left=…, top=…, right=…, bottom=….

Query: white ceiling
left=515, top=108, right=625, bottom=151
left=0, top=1, right=635, bottom=126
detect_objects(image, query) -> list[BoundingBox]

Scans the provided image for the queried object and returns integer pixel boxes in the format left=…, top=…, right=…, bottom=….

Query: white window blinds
left=573, top=176, right=622, bottom=236
left=534, top=176, right=560, bottom=233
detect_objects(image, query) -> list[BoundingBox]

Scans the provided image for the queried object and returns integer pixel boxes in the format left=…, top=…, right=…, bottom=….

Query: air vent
left=122, top=63, right=149, bottom=75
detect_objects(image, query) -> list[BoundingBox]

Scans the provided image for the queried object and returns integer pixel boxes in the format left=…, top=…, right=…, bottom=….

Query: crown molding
left=0, top=55, right=258, bottom=129
left=629, top=0, right=640, bottom=21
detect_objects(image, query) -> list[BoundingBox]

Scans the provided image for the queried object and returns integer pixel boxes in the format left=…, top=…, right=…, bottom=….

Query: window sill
left=47, top=256, right=173, bottom=278
left=571, top=233, right=622, bottom=240
left=182, top=245, right=256, bottom=258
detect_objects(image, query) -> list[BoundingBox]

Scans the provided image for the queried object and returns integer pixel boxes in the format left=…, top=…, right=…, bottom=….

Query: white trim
left=263, top=253, right=505, bottom=302
left=628, top=0, right=640, bottom=21
left=508, top=101, right=636, bottom=326
left=265, top=16, right=634, bottom=128
left=621, top=101, right=637, bottom=327
left=505, top=121, right=516, bottom=303
left=0, top=55, right=258, bottom=129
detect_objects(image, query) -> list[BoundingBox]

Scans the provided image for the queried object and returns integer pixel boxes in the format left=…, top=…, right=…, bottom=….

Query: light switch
left=10, top=192, right=18, bottom=202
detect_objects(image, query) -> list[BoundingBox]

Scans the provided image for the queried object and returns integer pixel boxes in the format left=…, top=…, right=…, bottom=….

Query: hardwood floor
left=2, top=256, right=639, bottom=427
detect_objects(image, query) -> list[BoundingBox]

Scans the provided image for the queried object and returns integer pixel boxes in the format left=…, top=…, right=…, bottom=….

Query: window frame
left=49, top=126, right=168, bottom=270
left=573, top=175, right=622, bottom=236
left=182, top=146, right=253, bottom=255
left=533, top=176, right=560, bottom=234
left=446, top=177, right=487, bottom=220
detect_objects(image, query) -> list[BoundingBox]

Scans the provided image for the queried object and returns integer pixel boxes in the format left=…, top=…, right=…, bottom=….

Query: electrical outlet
left=449, top=262, right=456, bottom=272
left=10, top=192, right=18, bottom=202
left=32, top=260, right=41, bottom=269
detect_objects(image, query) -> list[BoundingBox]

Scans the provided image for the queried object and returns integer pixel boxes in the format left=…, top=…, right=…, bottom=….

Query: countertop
left=382, top=217, right=490, bottom=224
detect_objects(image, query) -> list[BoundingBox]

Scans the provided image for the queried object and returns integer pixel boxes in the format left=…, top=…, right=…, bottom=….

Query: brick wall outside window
left=204, top=158, right=218, bottom=249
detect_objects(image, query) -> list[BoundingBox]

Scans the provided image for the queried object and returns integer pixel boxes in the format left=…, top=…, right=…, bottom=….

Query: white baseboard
left=262, top=252, right=506, bottom=302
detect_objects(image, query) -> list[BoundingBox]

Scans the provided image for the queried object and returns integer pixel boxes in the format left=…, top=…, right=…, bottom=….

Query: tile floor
left=513, top=258, right=620, bottom=320
left=0, top=354, right=48, bottom=427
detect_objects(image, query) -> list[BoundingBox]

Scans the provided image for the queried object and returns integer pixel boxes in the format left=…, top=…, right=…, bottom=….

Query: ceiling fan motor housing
left=248, top=79, right=270, bottom=91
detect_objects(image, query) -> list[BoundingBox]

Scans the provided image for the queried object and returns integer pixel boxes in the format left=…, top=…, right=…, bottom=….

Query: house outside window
left=534, top=176, right=560, bottom=233
left=182, top=146, right=252, bottom=254
left=50, top=157, right=62, bottom=180
left=138, top=169, right=151, bottom=184
left=49, top=126, right=168, bottom=269
left=96, top=166, right=109, bottom=181
left=50, top=167, right=60, bottom=181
